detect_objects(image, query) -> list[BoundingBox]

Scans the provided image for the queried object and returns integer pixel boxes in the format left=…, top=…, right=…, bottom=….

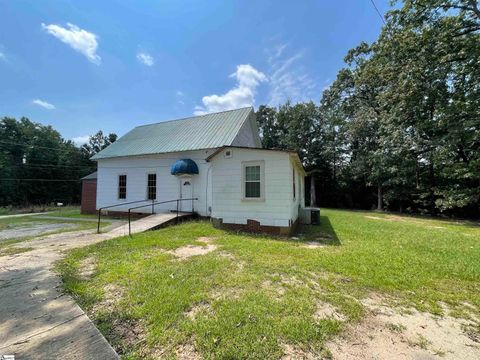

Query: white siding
left=210, top=148, right=303, bottom=227
left=96, top=146, right=305, bottom=228
left=96, top=149, right=215, bottom=215
left=289, top=156, right=305, bottom=222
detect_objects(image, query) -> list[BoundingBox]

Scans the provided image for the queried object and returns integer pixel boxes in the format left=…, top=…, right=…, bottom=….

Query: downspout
left=205, top=164, right=213, bottom=215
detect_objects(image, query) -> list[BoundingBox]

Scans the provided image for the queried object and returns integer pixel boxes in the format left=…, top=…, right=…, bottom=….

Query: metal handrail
left=127, top=197, right=198, bottom=236
left=97, top=199, right=154, bottom=233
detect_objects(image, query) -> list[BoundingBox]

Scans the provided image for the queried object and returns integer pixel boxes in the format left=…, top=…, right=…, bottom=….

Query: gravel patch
left=0, top=222, right=78, bottom=241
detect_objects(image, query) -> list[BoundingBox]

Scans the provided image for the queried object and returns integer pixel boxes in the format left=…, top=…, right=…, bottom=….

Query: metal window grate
left=147, top=173, right=156, bottom=200
left=118, top=175, right=127, bottom=199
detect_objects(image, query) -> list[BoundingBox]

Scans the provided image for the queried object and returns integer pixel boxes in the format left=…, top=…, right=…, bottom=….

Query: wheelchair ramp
left=108, top=212, right=192, bottom=237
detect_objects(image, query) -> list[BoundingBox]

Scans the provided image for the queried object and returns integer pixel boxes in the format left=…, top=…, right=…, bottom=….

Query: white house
left=90, top=107, right=306, bottom=235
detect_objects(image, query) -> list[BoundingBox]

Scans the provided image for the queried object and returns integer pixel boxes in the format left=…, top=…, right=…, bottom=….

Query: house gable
left=231, top=110, right=262, bottom=148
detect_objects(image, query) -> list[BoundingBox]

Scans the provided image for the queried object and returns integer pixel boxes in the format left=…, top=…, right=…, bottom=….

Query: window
left=118, top=175, right=127, bottom=199
left=293, top=168, right=296, bottom=200
left=147, top=174, right=156, bottom=200
left=244, top=164, right=261, bottom=198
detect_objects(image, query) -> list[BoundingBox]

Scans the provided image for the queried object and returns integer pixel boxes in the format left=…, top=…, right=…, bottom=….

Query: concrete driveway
left=0, top=228, right=121, bottom=359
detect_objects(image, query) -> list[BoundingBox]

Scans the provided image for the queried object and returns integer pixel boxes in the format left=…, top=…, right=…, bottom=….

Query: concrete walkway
left=0, top=212, right=187, bottom=359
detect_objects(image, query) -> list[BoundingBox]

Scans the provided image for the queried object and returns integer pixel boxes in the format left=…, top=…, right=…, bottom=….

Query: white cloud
left=176, top=90, right=185, bottom=105
left=41, top=23, right=101, bottom=64
left=137, top=52, right=154, bottom=66
left=194, top=64, right=266, bottom=115
left=32, top=99, right=56, bottom=110
left=0, top=52, right=6, bottom=61
left=72, top=135, right=90, bottom=146
left=267, top=44, right=317, bottom=105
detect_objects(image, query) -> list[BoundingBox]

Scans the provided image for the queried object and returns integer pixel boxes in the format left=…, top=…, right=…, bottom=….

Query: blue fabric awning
left=170, top=159, right=199, bottom=175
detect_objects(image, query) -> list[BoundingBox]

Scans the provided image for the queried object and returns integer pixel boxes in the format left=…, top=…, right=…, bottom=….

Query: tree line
left=256, top=0, right=479, bottom=217
left=0, top=117, right=116, bottom=207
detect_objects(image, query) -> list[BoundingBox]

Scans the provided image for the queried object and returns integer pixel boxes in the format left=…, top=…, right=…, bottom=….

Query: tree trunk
left=399, top=199, right=403, bottom=213
left=377, top=184, right=383, bottom=211
left=429, top=159, right=436, bottom=215
left=310, top=175, right=317, bottom=207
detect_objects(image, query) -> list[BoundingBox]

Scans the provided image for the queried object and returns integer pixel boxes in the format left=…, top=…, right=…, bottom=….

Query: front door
left=179, top=177, right=193, bottom=212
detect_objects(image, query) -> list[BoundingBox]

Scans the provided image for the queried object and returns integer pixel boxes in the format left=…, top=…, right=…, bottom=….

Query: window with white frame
left=243, top=161, right=263, bottom=199
left=118, top=174, right=127, bottom=199
left=147, top=173, right=156, bottom=200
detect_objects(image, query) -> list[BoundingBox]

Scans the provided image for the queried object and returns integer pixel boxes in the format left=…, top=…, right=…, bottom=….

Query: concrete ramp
left=107, top=212, right=191, bottom=237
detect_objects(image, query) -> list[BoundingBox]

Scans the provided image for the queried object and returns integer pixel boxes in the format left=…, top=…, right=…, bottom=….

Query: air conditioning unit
left=300, top=207, right=320, bottom=225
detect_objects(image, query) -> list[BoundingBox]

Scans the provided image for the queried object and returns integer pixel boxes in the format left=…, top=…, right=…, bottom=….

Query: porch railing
left=127, top=197, right=198, bottom=236
left=97, top=199, right=154, bottom=233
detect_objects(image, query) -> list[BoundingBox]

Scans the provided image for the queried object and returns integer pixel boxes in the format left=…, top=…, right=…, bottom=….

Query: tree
left=81, top=131, right=118, bottom=158
left=0, top=118, right=117, bottom=206
left=255, top=0, right=479, bottom=216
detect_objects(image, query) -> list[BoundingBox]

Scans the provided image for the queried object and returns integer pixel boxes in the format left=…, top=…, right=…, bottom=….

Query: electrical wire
left=370, top=0, right=386, bottom=25
left=0, top=178, right=80, bottom=182
left=0, top=140, right=80, bottom=152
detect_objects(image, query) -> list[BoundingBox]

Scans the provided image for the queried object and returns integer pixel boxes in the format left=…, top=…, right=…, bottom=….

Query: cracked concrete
left=0, top=212, right=189, bottom=359
left=0, top=228, right=120, bottom=359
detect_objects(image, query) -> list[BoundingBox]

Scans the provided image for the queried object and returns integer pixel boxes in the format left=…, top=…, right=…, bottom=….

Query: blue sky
left=0, top=0, right=390, bottom=144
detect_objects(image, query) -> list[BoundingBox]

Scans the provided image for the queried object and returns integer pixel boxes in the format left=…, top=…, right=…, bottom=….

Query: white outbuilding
left=90, top=107, right=305, bottom=235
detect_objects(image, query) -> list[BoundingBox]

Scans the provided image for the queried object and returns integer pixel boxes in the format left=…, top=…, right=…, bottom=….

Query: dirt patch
left=326, top=295, right=480, bottom=359
left=90, top=284, right=125, bottom=316
left=278, top=274, right=307, bottom=288
left=365, top=215, right=396, bottom=222
left=302, top=241, right=326, bottom=249
left=262, top=279, right=286, bottom=299
left=78, top=256, right=96, bottom=280
left=280, top=343, right=318, bottom=360
left=175, top=341, right=202, bottom=360
left=110, top=318, right=146, bottom=353
left=196, top=236, right=216, bottom=244
left=210, top=286, right=243, bottom=301
left=185, top=301, right=214, bottom=320
left=364, top=215, right=447, bottom=230
left=168, top=244, right=217, bottom=260
left=217, top=251, right=246, bottom=271
left=314, top=301, right=347, bottom=322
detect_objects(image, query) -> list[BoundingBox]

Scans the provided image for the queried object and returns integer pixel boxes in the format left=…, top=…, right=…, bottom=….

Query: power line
left=370, top=0, right=386, bottom=25
left=0, top=140, right=83, bottom=152
left=0, top=178, right=80, bottom=182
left=10, top=163, right=94, bottom=170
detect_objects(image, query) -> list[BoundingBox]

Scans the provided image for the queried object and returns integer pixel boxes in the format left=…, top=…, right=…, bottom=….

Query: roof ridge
left=134, top=106, right=253, bottom=129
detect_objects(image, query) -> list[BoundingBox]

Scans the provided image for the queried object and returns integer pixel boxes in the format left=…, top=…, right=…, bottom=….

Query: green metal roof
left=91, top=107, right=254, bottom=160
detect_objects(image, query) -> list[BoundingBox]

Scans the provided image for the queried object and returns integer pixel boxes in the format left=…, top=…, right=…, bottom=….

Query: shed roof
left=92, top=107, right=255, bottom=160
left=81, top=171, right=97, bottom=180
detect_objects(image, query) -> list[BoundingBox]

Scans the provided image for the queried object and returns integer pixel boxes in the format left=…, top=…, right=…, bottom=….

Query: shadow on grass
left=299, top=215, right=341, bottom=246
left=217, top=215, right=341, bottom=246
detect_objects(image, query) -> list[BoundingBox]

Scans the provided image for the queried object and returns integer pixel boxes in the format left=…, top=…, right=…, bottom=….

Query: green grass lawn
left=0, top=215, right=110, bottom=256
left=0, top=204, right=78, bottom=216
left=45, top=206, right=97, bottom=218
left=58, top=209, right=480, bottom=359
